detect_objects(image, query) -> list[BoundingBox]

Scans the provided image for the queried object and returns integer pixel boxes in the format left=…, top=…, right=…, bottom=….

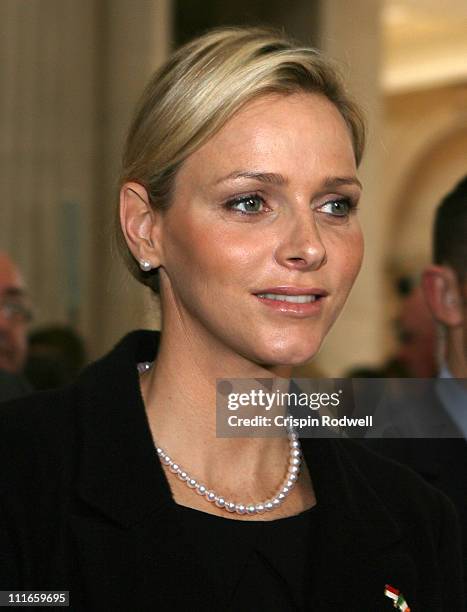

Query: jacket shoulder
left=0, top=385, right=74, bottom=438
left=0, top=385, right=78, bottom=490
left=342, top=438, right=442, bottom=495
left=339, top=438, right=457, bottom=530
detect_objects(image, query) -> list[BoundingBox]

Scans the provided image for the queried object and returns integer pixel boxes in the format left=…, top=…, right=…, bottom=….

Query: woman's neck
left=140, top=325, right=294, bottom=496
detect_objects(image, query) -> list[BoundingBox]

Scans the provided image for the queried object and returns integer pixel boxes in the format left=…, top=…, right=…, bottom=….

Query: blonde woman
left=0, top=27, right=463, bottom=611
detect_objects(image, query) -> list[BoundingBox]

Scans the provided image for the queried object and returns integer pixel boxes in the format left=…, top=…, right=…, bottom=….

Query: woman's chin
left=253, top=338, right=323, bottom=369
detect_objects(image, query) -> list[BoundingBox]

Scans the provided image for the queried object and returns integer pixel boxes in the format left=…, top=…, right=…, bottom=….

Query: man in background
left=422, top=175, right=467, bottom=393
left=396, top=284, right=438, bottom=378
left=366, top=176, right=467, bottom=600
left=0, top=252, right=32, bottom=400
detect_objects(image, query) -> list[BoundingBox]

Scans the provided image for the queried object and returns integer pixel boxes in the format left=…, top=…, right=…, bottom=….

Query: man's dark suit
left=0, top=369, right=31, bottom=402
left=0, top=332, right=464, bottom=611
left=363, top=384, right=467, bottom=606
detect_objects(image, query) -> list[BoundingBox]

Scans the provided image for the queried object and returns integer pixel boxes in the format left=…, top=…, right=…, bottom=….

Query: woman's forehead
left=176, top=93, right=357, bottom=188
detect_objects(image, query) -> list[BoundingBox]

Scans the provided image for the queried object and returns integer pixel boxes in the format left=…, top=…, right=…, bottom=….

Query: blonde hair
left=118, top=26, right=366, bottom=292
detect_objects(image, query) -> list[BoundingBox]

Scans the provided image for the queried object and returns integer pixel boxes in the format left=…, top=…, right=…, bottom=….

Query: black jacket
left=0, top=331, right=464, bottom=611
left=365, top=436, right=467, bottom=601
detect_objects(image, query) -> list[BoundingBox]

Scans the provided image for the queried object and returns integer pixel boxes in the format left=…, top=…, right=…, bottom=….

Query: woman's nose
left=273, top=212, right=327, bottom=271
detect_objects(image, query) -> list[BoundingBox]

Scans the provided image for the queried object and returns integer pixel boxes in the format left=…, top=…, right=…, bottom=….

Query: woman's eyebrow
left=323, top=176, right=362, bottom=190
left=214, top=171, right=288, bottom=185
left=214, top=171, right=362, bottom=190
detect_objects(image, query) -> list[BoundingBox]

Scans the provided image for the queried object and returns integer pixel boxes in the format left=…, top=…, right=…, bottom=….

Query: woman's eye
left=227, top=194, right=265, bottom=214
left=319, top=198, right=353, bottom=217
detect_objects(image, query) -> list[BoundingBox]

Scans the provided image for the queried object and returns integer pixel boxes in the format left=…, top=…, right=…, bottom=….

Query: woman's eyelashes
left=224, top=193, right=267, bottom=215
left=317, top=197, right=358, bottom=219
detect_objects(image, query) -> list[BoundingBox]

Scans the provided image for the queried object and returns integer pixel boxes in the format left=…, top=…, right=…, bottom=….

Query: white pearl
left=225, top=501, right=236, bottom=512
left=196, top=484, right=207, bottom=495
left=272, top=498, right=281, bottom=508
left=288, top=465, right=300, bottom=475
left=162, top=455, right=171, bottom=465
left=255, top=503, right=265, bottom=514
left=206, top=490, right=216, bottom=502
left=277, top=492, right=286, bottom=501
left=289, top=457, right=300, bottom=467
left=156, top=447, right=163, bottom=455
left=246, top=504, right=256, bottom=515
left=187, top=478, right=197, bottom=488
left=290, top=440, right=300, bottom=449
left=288, top=472, right=298, bottom=483
left=140, top=259, right=152, bottom=271
left=285, top=479, right=295, bottom=489
left=235, top=504, right=246, bottom=515
left=178, top=471, right=188, bottom=481
left=281, top=486, right=290, bottom=495
left=291, top=449, right=301, bottom=458
left=215, top=497, right=226, bottom=508
left=169, top=463, right=179, bottom=473
left=264, top=501, right=274, bottom=511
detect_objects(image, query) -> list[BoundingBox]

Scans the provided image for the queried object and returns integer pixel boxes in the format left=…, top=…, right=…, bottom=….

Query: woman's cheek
left=337, top=226, right=363, bottom=275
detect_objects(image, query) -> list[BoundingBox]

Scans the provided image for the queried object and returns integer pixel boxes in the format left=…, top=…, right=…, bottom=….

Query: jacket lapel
left=73, top=331, right=167, bottom=527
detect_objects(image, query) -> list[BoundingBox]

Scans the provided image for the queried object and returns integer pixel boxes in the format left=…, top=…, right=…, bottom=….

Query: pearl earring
left=139, top=259, right=152, bottom=272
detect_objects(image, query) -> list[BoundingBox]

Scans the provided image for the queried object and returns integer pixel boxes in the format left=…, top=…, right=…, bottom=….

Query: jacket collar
left=73, top=330, right=401, bottom=552
left=74, top=330, right=171, bottom=527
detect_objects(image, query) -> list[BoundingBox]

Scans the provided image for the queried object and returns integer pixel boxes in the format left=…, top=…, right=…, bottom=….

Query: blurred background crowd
left=1, top=0, right=467, bottom=392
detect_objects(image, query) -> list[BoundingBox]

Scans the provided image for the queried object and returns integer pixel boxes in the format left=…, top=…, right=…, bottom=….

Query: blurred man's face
left=421, top=264, right=467, bottom=378
left=0, top=253, right=30, bottom=373
left=397, top=286, right=437, bottom=378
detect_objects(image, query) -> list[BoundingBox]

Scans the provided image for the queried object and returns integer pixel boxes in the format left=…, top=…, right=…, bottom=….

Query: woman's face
left=156, top=92, right=363, bottom=366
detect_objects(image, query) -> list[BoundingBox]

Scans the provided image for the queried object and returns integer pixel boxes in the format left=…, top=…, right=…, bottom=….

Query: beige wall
left=0, top=0, right=98, bottom=331
left=0, top=0, right=171, bottom=360
left=381, top=83, right=467, bottom=355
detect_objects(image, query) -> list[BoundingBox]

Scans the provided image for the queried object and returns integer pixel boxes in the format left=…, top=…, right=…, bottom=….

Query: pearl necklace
left=137, top=361, right=302, bottom=515
left=156, top=429, right=302, bottom=516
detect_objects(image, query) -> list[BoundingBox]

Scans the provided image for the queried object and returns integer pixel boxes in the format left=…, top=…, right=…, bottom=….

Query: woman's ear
left=422, top=265, right=463, bottom=327
left=119, top=182, right=163, bottom=269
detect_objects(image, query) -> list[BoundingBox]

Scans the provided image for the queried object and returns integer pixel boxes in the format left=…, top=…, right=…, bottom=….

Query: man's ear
left=119, top=182, right=163, bottom=269
left=422, top=265, right=463, bottom=327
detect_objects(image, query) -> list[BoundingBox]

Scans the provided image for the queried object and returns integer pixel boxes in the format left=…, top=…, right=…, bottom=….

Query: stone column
left=0, top=0, right=98, bottom=331
left=316, top=0, right=385, bottom=375
left=88, top=0, right=172, bottom=357
left=0, top=0, right=171, bottom=358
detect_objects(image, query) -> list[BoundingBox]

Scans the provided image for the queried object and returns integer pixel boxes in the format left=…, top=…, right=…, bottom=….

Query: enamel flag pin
left=384, top=584, right=411, bottom=611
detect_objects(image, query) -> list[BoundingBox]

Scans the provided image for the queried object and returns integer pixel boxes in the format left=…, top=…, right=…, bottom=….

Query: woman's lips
left=253, top=287, right=328, bottom=317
